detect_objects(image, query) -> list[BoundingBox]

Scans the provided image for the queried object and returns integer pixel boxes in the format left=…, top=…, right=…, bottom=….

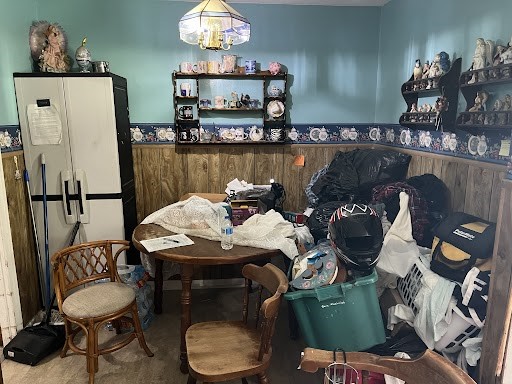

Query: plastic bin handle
left=314, top=283, right=353, bottom=302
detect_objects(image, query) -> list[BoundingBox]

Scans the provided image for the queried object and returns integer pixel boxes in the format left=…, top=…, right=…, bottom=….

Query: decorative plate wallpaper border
left=0, top=125, right=23, bottom=153
left=1, top=123, right=509, bottom=171
left=129, top=123, right=512, bottom=165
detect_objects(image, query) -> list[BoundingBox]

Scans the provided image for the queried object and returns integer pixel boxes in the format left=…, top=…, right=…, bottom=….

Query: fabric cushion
left=62, top=282, right=135, bottom=319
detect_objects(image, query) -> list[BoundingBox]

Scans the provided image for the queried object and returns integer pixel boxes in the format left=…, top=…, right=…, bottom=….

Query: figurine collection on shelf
left=460, top=93, right=512, bottom=126
left=29, top=20, right=109, bottom=74
left=461, top=34, right=512, bottom=85
left=405, top=51, right=452, bottom=91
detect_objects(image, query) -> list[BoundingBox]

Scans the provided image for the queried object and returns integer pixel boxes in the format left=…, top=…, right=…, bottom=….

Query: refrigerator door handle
left=60, top=170, right=75, bottom=224
left=75, top=169, right=90, bottom=224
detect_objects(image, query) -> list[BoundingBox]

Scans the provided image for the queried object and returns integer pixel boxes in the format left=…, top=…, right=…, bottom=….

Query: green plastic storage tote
left=284, top=269, right=385, bottom=351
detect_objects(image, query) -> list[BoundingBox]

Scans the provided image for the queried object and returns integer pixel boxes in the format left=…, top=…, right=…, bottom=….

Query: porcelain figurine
left=421, top=61, right=430, bottom=79
left=484, top=40, right=495, bottom=67
left=39, top=24, right=71, bottom=72
left=410, top=103, right=418, bottom=113
left=413, top=59, right=422, bottom=90
left=75, top=37, right=91, bottom=72
left=469, top=38, right=486, bottom=84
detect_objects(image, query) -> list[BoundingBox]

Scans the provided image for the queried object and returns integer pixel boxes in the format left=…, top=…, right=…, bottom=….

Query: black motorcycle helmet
left=328, top=204, right=383, bottom=270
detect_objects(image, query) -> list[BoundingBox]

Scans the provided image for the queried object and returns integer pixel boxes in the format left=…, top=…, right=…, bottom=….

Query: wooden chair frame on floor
left=300, top=347, right=476, bottom=384
left=186, top=262, right=288, bottom=384
left=52, top=240, right=153, bottom=384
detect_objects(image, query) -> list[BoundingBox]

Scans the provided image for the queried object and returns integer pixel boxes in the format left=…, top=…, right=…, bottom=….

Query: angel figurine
left=468, top=38, right=486, bottom=84
left=29, top=21, right=71, bottom=73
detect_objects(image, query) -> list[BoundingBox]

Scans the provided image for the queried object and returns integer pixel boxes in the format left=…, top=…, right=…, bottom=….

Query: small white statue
left=469, top=38, right=486, bottom=84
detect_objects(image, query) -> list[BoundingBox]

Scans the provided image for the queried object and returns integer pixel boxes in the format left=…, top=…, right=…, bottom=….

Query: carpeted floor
left=1, top=274, right=324, bottom=384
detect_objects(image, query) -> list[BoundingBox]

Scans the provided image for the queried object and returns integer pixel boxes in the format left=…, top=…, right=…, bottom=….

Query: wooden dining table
left=132, top=223, right=282, bottom=373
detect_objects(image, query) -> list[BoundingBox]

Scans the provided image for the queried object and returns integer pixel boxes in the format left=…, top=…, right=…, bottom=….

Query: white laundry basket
left=397, top=255, right=481, bottom=353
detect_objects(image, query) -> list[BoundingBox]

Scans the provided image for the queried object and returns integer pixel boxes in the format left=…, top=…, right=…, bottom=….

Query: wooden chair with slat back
left=186, top=262, right=288, bottom=384
left=51, top=240, right=153, bottom=384
left=300, top=347, right=476, bottom=384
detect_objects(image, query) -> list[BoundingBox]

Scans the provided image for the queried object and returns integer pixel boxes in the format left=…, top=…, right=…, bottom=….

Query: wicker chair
left=51, top=240, right=153, bottom=384
left=185, top=263, right=288, bottom=384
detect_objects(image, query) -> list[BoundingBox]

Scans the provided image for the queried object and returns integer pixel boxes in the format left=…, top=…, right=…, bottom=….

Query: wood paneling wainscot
left=1, top=151, right=40, bottom=325
left=133, top=144, right=506, bottom=223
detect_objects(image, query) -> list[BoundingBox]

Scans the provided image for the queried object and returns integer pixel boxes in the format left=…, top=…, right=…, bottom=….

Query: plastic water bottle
left=221, top=215, right=234, bottom=250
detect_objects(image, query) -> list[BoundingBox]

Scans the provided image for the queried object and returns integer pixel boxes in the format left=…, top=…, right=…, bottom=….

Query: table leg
left=180, top=263, right=194, bottom=374
left=154, top=258, right=164, bottom=314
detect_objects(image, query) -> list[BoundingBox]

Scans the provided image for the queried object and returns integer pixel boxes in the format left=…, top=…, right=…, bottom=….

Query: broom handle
left=24, top=169, right=46, bottom=308
left=41, top=154, right=50, bottom=312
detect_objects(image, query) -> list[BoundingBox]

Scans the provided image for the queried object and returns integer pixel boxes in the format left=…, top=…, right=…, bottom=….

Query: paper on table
left=27, top=104, right=63, bottom=145
left=140, top=234, right=195, bottom=253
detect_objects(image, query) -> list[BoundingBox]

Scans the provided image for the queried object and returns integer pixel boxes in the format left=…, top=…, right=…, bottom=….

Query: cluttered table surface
left=132, top=222, right=282, bottom=373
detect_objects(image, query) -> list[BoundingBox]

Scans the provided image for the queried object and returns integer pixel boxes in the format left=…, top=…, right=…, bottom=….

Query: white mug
left=180, top=61, right=196, bottom=74
left=214, top=95, right=226, bottom=109
left=180, top=82, right=191, bottom=96
left=197, top=61, right=208, bottom=74
left=207, top=61, right=220, bottom=74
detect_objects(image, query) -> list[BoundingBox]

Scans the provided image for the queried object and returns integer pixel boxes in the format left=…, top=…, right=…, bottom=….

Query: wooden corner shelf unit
left=456, top=62, right=512, bottom=131
left=399, top=57, right=462, bottom=131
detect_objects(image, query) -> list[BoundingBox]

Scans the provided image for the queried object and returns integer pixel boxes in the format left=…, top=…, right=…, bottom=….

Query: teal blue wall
left=0, top=0, right=381, bottom=125
left=376, top=0, right=512, bottom=122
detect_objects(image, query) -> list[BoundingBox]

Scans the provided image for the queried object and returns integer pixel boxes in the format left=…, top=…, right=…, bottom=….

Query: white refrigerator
left=14, top=73, right=138, bottom=268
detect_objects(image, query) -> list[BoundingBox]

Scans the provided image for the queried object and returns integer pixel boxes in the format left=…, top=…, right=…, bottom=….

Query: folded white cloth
left=141, top=196, right=299, bottom=259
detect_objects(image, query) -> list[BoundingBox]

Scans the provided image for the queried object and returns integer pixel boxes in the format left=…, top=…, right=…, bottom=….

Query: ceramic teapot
left=268, top=85, right=283, bottom=97
left=249, top=126, right=263, bottom=141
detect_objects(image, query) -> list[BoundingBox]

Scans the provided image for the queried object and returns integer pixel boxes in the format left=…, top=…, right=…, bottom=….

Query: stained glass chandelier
left=179, top=0, right=251, bottom=51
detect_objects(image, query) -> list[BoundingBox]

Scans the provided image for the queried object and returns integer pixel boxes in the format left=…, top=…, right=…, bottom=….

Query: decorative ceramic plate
left=288, top=129, right=298, bottom=141
left=386, top=130, right=395, bottom=143
left=267, top=100, right=285, bottom=118
left=400, top=130, right=407, bottom=145
left=404, top=132, right=412, bottom=145
left=369, top=127, right=380, bottom=141
left=477, top=136, right=487, bottom=156
left=449, top=137, right=457, bottom=151
left=424, top=134, right=432, bottom=148
left=156, top=128, right=167, bottom=141
left=309, top=127, right=321, bottom=141
left=442, top=134, right=451, bottom=150
left=348, top=129, right=358, bottom=141
left=165, top=129, right=175, bottom=141
left=419, top=131, right=426, bottom=147
left=468, top=135, right=479, bottom=155
left=341, top=128, right=350, bottom=140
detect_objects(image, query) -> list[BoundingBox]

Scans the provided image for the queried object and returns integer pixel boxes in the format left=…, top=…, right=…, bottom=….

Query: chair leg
left=257, top=371, right=270, bottom=384
left=86, top=320, right=98, bottom=384
left=131, top=302, right=154, bottom=357
left=60, top=318, right=72, bottom=358
left=187, top=375, right=197, bottom=384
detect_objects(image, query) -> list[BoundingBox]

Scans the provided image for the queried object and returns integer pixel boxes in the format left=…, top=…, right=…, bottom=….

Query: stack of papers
left=140, top=234, right=195, bottom=253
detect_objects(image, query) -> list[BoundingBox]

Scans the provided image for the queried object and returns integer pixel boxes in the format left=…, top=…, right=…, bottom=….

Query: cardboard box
left=230, top=200, right=258, bottom=226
